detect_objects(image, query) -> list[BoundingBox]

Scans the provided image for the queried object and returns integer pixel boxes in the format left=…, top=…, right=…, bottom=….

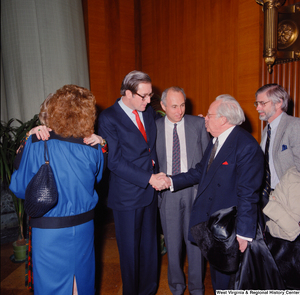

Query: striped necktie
left=207, top=138, right=218, bottom=172
left=262, top=124, right=271, bottom=207
left=172, top=123, right=181, bottom=175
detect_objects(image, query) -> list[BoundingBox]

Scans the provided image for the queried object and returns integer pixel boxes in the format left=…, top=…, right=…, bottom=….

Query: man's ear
left=160, top=101, right=166, bottom=112
left=275, top=99, right=283, bottom=111
left=125, top=89, right=133, bottom=99
left=220, top=115, right=228, bottom=125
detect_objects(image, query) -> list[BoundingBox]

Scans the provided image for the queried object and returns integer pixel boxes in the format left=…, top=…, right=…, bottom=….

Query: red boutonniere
left=222, top=161, right=228, bottom=165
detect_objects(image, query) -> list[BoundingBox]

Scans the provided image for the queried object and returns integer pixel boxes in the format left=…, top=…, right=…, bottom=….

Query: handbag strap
left=44, top=141, right=50, bottom=163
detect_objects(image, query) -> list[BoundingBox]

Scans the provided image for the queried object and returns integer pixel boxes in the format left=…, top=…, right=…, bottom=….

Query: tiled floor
left=1, top=210, right=214, bottom=295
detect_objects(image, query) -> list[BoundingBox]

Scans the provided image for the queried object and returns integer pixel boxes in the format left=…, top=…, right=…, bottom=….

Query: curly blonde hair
left=44, top=85, right=96, bottom=138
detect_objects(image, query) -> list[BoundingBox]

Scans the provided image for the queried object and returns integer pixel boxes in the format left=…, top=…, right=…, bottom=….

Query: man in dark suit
left=163, top=95, right=264, bottom=291
left=156, top=87, right=209, bottom=295
left=98, top=71, right=168, bottom=295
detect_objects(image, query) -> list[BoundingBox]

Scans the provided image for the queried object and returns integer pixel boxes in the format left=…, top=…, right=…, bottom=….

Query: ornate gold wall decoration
left=256, top=0, right=300, bottom=73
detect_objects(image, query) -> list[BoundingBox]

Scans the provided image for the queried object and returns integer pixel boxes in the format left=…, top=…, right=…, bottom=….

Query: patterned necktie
left=207, top=138, right=219, bottom=172
left=172, top=123, right=181, bottom=175
left=262, top=124, right=271, bottom=207
left=132, top=110, right=147, bottom=142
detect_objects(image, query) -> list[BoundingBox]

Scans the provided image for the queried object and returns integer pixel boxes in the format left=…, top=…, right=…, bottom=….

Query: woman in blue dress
left=10, top=84, right=105, bottom=295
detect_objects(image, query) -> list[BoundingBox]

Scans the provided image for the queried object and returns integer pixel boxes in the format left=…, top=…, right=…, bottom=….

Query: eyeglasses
left=206, top=113, right=217, bottom=118
left=134, top=92, right=154, bottom=100
left=254, top=101, right=271, bottom=107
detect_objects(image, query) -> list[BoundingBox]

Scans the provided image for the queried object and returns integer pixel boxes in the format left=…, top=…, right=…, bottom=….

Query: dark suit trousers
left=210, top=264, right=231, bottom=292
left=113, top=197, right=158, bottom=295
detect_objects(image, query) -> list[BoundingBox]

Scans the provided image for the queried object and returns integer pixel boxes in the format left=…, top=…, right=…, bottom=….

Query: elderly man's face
left=161, top=90, right=185, bottom=123
left=205, top=100, right=223, bottom=137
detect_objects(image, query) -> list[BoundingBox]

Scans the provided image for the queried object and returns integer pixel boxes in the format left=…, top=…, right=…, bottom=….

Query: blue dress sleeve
left=9, top=136, right=36, bottom=200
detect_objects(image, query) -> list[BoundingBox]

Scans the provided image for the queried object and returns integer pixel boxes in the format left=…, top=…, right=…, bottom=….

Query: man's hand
left=149, top=173, right=171, bottom=191
left=30, top=125, right=51, bottom=140
left=84, top=134, right=105, bottom=146
left=236, top=236, right=248, bottom=253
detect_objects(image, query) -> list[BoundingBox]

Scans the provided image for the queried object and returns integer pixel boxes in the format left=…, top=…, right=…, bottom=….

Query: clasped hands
left=149, top=173, right=171, bottom=191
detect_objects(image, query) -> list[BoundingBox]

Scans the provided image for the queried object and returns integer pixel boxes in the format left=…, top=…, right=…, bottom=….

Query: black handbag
left=25, top=141, right=58, bottom=217
left=190, top=206, right=240, bottom=273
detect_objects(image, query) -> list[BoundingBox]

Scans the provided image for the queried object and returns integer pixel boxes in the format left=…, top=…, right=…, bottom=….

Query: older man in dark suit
left=163, top=95, right=264, bottom=291
left=98, top=71, right=167, bottom=295
left=156, top=87, right=210, bottom=295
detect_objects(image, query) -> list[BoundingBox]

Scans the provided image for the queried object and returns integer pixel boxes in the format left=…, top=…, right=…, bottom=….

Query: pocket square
left=222, top=161, right=228, bottom=165
left=282, top=145, right=287, bottom=151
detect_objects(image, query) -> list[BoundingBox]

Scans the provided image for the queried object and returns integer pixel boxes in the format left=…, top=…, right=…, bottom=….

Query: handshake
left=149, top=173, right=172, bottom=191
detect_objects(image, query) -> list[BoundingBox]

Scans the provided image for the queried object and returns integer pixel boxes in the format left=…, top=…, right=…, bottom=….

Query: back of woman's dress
left=10, top=132, right=104, bottom=295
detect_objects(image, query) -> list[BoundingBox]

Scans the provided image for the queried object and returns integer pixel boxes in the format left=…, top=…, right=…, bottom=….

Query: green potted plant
left=0, top=115, right=39, bottom=261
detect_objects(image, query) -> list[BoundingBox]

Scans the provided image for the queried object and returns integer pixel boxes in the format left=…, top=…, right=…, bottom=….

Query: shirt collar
left=165, top=115, right=185, bottom=127
left=213, top=125, right=235, bottom=145
left=269, top=112, right=283, bottom=130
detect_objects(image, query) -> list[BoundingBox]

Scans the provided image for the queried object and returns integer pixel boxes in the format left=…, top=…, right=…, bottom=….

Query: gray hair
left=215, top=94, right=245, bottom=125
left=120, top=70, right=151, bottom=96
left=161, top=86, right=186, bottom=106
left=255, top=83, right=289, bottom=112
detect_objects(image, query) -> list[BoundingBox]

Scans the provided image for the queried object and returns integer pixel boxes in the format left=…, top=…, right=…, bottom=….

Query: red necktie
left=132, top=110, right=147, bottom=142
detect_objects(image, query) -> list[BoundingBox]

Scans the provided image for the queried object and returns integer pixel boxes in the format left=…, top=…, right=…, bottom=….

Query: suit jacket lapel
left=273, top=112, right=287, bottom=158
left=113, top=99, right=149, bottom=146
left=156, top=117, right=167, bottom=172
left=185, top=116, right=198, bottom=169
left=142, top=108, right=152, bottom=144
left=197, top=127, right=238, bottom=196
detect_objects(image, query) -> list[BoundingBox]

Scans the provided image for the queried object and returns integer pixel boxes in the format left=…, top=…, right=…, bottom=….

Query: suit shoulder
left=284, top=114, right=300, bottom=124
left=156, top=116, right=165, bottom=124
left=99, top=105, right=113, bottom=116
left=235, top=126, right=259, bottom=144
left=185, top=114, right=202, bottom=120
left=279, top=114, right=300, bottom=135
left=185, top=114, right=205, bottom=124
left=99, top=101, right=120, bottom=118
left=145, top=105, right=156, bottom=115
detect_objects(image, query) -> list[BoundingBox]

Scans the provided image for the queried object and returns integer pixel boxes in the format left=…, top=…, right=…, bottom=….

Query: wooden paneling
left=139, top=0, right=262, bottom=138
left=82, top=0, right=136, bottom=110
left=262, top=61, right=299, bottom=115
left=83, top=0, right=299, bottom=141
left=259, top=0, right=300, bottom=137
